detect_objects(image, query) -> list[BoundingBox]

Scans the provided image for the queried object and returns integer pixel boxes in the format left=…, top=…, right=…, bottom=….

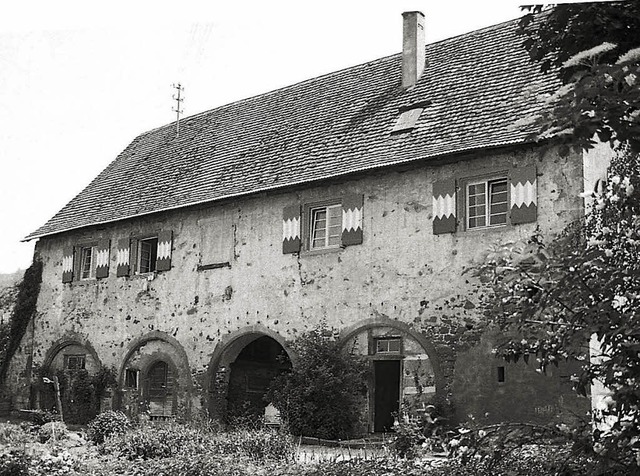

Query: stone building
left=7, top=12, right=600, bottom=430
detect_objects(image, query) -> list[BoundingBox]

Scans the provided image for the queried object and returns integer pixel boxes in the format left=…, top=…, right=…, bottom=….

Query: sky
left=0, top=0, right=534, bottom=274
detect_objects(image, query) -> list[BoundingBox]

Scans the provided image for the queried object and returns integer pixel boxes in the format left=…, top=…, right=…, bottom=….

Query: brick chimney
left=402, top=11, right=426, bottom=89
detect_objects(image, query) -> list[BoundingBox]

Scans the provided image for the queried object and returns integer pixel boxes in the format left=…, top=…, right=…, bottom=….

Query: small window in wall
left=375, top=337, right=402, bottom=354
left=467, top=178, right=508, bottom=229
left=139, top=237, right=158, bottom=273
left=79, top=246, right=97, bottom=280
left=125, top=369, right=139, bottom=389
left=497, top=366, right=505, bottom=383
left=65, top=354, right=86, bottom=370
left=309, top=204, right=342, bottom=250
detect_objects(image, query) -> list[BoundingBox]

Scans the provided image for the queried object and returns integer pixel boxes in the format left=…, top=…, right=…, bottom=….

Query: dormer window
left=391, top=100, right=431, bottom=133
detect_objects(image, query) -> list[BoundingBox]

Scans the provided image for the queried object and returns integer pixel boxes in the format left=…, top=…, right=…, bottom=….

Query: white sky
left=0, top=0, right=531, bottom=273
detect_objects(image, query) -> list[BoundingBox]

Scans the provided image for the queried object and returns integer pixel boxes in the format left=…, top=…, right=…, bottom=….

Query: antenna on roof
left=171, top=83, right=184, bottom=137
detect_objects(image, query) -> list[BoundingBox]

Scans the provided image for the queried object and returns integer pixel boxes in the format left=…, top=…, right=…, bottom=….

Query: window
left=466, top=177, right=508, bottom=229
left=125, top=369, right=139, bottom=389
left=375, top=337, right=402, bottom=354
left=138, top=237, right=158, bottom=273
left=392, top=108, right=423, bottom=133
left=283, top=195, right=363, bottom=254
left=79, top=246, right=97, bottom=280
left=309, top=204, right=342, bottom=250
left=65, top=354, right=86, bottom=370
left=497, top=366, right=505, bottom=383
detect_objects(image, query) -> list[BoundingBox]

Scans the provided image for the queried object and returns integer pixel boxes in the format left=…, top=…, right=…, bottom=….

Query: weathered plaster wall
left=8, top=144, right=586, bottom=423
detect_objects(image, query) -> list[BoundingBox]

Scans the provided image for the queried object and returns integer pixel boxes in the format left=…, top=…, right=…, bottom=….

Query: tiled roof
left=26, top=18, right=557, bottom=241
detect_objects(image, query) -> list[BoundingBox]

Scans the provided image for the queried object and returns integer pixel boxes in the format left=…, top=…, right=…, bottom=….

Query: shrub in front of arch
left=266, top=324, right=369, bottom=440
left=88, top=410, right=131, bottom=444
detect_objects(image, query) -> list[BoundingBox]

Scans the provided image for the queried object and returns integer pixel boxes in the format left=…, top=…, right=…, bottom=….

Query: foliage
left=87, top=410, right=131, bottom=444
left=0, top=259, right=42, bottom=384
left=29, top=449, right=84, bottom=476
left=473, top=145, right=640, bottom=474
left=0, top=450, right=29, bottom=476
left=388, top=420, right=425, bottom=459
left=100, top=423, right=294, bottom=463
left=517, top=2, right=640, bottom=153
left=214, top=428, right=295, bottom=462
left=38, top=421, right=68, bottom=443
left=266, top=324, right=369, bottom=440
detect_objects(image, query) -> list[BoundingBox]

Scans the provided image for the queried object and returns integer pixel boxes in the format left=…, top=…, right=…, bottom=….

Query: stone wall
left=6, top=144, right=589, bottom=426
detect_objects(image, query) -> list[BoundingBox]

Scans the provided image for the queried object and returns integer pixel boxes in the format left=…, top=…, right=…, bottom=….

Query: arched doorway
left=339, top=318, right=445, bottom=433
left=40, top=340, right=102, bottom=424
left=226, top=336, right=291, bottom=424
left=208, top=330, right=293, bottom=424
left=118, top=332, right=192, bottom=421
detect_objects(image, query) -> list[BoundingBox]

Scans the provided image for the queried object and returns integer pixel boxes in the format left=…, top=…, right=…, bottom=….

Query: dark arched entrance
left=224, top=336, right=291, bottom=424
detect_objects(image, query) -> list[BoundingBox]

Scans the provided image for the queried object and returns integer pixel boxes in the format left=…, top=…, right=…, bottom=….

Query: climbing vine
left=0, top=259, right=43, bottom=385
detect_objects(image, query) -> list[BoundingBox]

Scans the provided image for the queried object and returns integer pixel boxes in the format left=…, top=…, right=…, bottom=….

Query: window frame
left=125, top=368, right=139, bottom=389
left=374, top=337, right=402, bottom=355
left=79, top=245, right=97, bottom=280
left=136, top=236, right=159, bottom=274
left=71, top=241, right=99, bottom=282
left=461, top=172, right=510, bottom=231
left=302, top=198, right=344, bottom=253
left=308, top=203, right=342, bottom=250
left=64, top=354, right=86, bottom=371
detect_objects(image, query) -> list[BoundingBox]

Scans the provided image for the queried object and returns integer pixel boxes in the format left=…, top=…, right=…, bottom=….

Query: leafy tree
left=474, top=144, right=639, bottom=473
left=266, top=324, right=369, bottom=440
left=470, top=4, right=640, bottom=473
left=517, top=2, right=640, bottom=153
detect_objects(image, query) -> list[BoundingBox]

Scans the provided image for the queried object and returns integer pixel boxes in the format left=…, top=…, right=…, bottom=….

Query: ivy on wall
left=0, top=259, right=43, bottom=385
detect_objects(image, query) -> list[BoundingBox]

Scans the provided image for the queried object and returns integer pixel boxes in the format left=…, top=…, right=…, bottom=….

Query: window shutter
left=432, top=179, right=456, bottom=234
left=62, top=246, right=74, bottom=283
left=156, top=230, right=173, bottom=271
left=510, top=166, right=537, bottom=224
left=116, top=238, right=131, bottom=277
left=341, top=194, right=363, bottom=246
left=95, top=239, right=111, bottom=278
left=282, top=205, right=301, bottom=254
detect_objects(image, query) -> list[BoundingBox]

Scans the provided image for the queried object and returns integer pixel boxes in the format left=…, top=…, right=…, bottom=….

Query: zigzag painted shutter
left=156, top=230, right=173, bottom=271
left=510, top=166, right=537, bottom=224
left=62, top=246, right=74, bottom=283
left=341, top=194, right=363, bottom=246
left=116, top=238, right=131, bottom=277
left=432, top=179, right=456, bottom=234
left=95, top=239, right=111, bottom=278
left=282, top=205, right=301, bottom=254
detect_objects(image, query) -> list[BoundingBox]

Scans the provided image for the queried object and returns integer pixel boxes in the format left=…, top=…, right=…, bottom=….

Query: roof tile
left=26, top=19, right=556, bottom=240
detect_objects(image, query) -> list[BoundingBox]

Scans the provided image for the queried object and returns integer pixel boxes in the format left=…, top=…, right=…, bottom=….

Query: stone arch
left=117, top=331, right=192, bottom=389
left=117, top=331, right=192, bottom=419
left=338, top=317, right=445, bottom=395
left=38, top=334, right=104, bottom=423
left=338, top=317, right=446, bottom=432
left=205, top=325, right=295, bottom=422
left=42, top=334, right=102, bottom=372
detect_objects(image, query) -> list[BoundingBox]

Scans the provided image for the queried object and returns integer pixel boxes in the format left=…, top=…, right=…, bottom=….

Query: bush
left=266, top=324, right=369, bottom=440
left=38, top=421, right=68, bottom=443
left=100, top=424, right=212, bottom=460
left=29, top=450, right=84, bottom=476
left=214, top=428, right=295, bottom=462
left=0, top=450, right=29, bottom=476
left=0, top=422, right=34, bottom=446
left=88, top=410, right=131, bottom=444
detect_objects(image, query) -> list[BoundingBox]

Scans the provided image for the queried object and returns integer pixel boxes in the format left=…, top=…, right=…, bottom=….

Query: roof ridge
left=142, top=16, right=524, bottom=137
